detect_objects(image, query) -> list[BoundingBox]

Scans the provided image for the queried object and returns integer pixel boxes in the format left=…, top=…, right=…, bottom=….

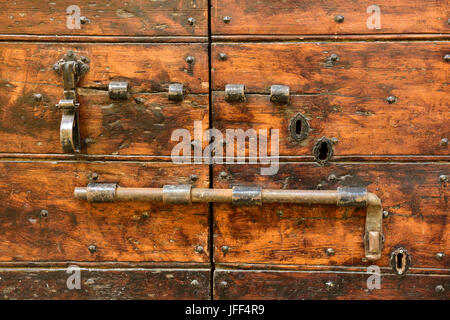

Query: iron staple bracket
left=53, top=50, right=90, bottom=153
left=270, top=85, right=290, bottom=104
left=225, top=84, right=246, bottom=102
left=168, top=83, right=185, bottom=102
left=108, top=81, right=129, bottom=99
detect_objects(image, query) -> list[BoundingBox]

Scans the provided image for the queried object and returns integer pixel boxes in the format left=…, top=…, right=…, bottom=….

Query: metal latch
left=74, top=184, right=384, bottom=261
left=53, top=50, right=90, bottom=153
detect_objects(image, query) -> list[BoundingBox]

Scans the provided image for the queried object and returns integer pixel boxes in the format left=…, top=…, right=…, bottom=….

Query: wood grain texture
left=0, top=90, right=208, bottom=156
left=0, top=268, right=210, bottom=299
left=212, top=0, right=450, bottom=35
left=212, top=42, right=449, bottom=95
left=1, top=42, right=209, bottom=93
left=212, top=93, right=449, bottom=156
left=213, top=163, right=449, bottom=269
left=214, top=269, right=450, bottom=300
left=1, top=0, right=208, bottom=37
left=0, top=161, right=209, bottom=263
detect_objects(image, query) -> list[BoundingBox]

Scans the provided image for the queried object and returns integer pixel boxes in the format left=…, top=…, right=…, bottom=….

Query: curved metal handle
left=74, top=183, right=384, bottom=260
left=53, top=51, right=89, bottom=153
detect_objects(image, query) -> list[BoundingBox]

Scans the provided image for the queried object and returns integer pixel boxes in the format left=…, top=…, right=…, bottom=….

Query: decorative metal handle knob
left=74, top=183, right=384, bottom=260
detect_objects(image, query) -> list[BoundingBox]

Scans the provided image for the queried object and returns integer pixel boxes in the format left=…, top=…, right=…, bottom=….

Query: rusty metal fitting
left=232, top=186, right=262, bottom=206
left=108, top=82, right=128, bottom=99
left=168, top=83, right=184, bottom=102
left=74, top=183, right=117, bottom=203
left=225, top=84, right=246, bottom=103
left=270, top=85, right=290, bottom=104
left=162, top=185, right=192, bottom=204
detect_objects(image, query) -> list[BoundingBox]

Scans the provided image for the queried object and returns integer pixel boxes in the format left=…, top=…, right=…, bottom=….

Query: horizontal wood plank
left=0, top=161, right=209, bottom=263
left=213, top=163, right=449, bottom=269
left=212, top=0, right=449, bottom=35
left=214, top=269, right=450, bottom=300
left=0, top=268, right=210, bottom=299
left=212, top=93, right=449, bottom=156
left=1, top=0, right=208, bottom=37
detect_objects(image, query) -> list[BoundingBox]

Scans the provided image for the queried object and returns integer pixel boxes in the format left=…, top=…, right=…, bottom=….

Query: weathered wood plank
left=1, top=43, right=209, bottom=93
left=1, top=0, right=208, bottom=37
left=212, top=93, right=449, bottom=156
left=0, top=268, right=210, bottom=299
left=212, top=42, right=449, bottom=95
left=213, top=163, right=449, bottom=269
left=0, top=161, right=209, bottom=263
left=0, top=90, right=208, bottom=155
left=214, top=269, right=450, bottom=300
left=212, top=0, right=449, bottom=35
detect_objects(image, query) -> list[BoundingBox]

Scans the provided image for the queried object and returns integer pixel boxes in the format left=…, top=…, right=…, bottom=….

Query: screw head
left=329, top=54, right=339, bottom=62
left=191, top=279, right=200, bottom=286
left=334, top=15, right=345, bottom=23
left=39, top=209, right=48, bottom=218
left=185, top=56, right=195, bottom=64
left=440, top=138, right=448, bottom=146
left=383, top=210, right=389, bottom=218
left=223, top=16, right=231, bottom=24
left=219, top=171, right=228, bottom=178
left=219, top=53, right=228, bottom=61
left=194, top=245, right=204, bottom=254
left=444, top=54, right=450, bottom=62
left=325, top=280, right=336, bottom=291
left=32, top=93, right=43, bottom=102
left=386, top=96, right=397, bottom=104
left=187, top=17, right=196, bottom=26
left=80, top=16, right=90, bottom=24
left=436, top=252, right=445, bottom=261
left=190, top=174, right=199, bottom=181
left=440, top=175, right=448, bottom=183
left=327, top=174, right=337, bottom=181
left=326, top=248, right=335, bottom=256
left=88, top=244, right=97, bottom=253
left=435, top=285, right=445, bottom=293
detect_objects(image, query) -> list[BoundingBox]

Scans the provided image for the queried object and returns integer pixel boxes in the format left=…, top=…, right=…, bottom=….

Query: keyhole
left=313, top=137, right=334, bottom=165
left=289, top=113, right=309, bottom=142
left=318, top=141, right=329, bottom=160
left=390, top=247, right=410, bottom=276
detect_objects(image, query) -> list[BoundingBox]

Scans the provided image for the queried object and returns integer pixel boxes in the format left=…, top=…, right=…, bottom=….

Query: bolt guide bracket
left=75, top=184, right=384, bottom=260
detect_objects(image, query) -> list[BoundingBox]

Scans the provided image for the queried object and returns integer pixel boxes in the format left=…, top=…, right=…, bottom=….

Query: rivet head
left=221, top=245, right=229, bottom=254
left=330, top=54, right=339, bottom=61
left=331, top=137, right=339, bottom=144
left=190, top=174, right=199, bottom=181
left=194, top=245, right=204, bottom=254
left=191, top=279, right=200, bottom=286
left=325, top=280, right=336, bottom=291
left=80, top=16, right=90, bottom=24
left=219, top=171, right=228, bottom=178
left=440, top=175, right=448, bottom=183
left=52, top=64, right=60, bottom=72
left=440, top=138, right=448, bottom=146
left=444, top=54, right=450, bottom=62
left=435, top=252, right=445, bottom=261
left=223, top=16, right=231, bottom=24
left=219, top=53, right=228, bottom=61
left=220, top=281, right=228, bottom=287
left=186, top=56, right=195, bottom=64
left=88, top=244, right=97, bottom=253
left=383, top=210, right=389, bottom=218
left=32, top=93, right=43, bottom=102
left=39, top=209, right=48, bottom=218
left=334, top=15, right=344, bottom=23
left=435, top=285, right=445, bottom=293
left=326, top=248, right=335, bottom=256
left=187, top=17, right=196, bottom=25
left=386, top=96, right=397, bottom=104
left=327, top=174, right=337, bottom=181
left=448, top=18, right=450, bottom=25
left=89, top=172, right=99, bottom=181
